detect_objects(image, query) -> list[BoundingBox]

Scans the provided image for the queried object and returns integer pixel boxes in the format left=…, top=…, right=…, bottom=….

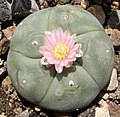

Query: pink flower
left=39, top=28, right=83, bottom=73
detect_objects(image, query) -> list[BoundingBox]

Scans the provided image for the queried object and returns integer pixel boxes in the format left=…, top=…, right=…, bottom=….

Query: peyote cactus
left=7, top=5, right=114, bottom=111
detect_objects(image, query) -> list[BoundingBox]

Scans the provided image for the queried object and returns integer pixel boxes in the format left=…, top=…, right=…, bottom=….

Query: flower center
left=53, top=43, right=69, bottom=59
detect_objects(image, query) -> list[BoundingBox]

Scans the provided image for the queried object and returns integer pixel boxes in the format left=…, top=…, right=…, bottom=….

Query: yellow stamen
left=53, top=43, right=69, bottom=59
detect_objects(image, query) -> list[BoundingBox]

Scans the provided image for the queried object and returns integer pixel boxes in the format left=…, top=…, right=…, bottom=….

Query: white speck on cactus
left=106, top=50, right=110, bottom=53
left=64, top=14, right=69, bottom=20
left=69, top=80, right=74, bottom=86
left=71, top=10, right=74, bottom=13
left=45, top=31, right=52, bottom=35
left=19, top=22, right=23, bottom=25
left=76, top=108, right=79, bottom=111
left=32, top=40, right=39, bottom=46
left=23, top=80, right=26, bottom=84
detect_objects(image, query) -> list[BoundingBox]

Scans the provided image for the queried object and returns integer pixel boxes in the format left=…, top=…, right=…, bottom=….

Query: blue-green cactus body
left=7, top=5, right=114, bottom=111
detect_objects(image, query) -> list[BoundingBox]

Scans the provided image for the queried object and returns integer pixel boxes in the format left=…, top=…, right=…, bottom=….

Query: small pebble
left=14, top=107, right=23, bottom=114
left=117, top=77, right=120, bottom=81
left=104, top=26, right=113, bottom=35
left=0, top=112, right=7, bottom=117
left=0, top=67, right=6, bottom=75
left=9, top=102, right=12, bottom=107
left=0, top=58, right=4, bottom=65
left=111, top=0, right=119, bottom=11
left=41, top=5, right=45, bottom=9
left=15, top=110, right=29, bottom=117
left=110, top=29, right=120, bottom=46
left=40, top=112, right=47, bottom=116
left=102, top=93, right=109, bottom=100
left=30, top=0, right=39, bottom=12
left=57, top=0, right=71, bottom=5
left=2, top=76, right=12, bottom=86
left=2, top=25, right=16, bottom=41
left=87, top=5, right=105, bottom=25
left=39, top=0, right=45, bottom=5
left=9, top=99, right=14, bottom=103
left=95, top=99, right=110, bottom=117
left=107, top=11, right=119, bottom=27
left=34, top=105, right=41, bottom=112
left=81, top=0, right=89, bottom=9
left=109, top=93, right=116, bottom=99
left=0, top=0, right=11, bottom=22
left=75, top=0, right=89, bottom=9
left=43, top=1, right=48, bottom=8
left=107, top=68, right=118, bottom=91
left=115, top=89, right=120, bottom=98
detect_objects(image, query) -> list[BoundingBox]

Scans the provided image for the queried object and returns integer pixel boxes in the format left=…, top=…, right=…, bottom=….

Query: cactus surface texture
left=7, top=5, right=114, bottom=111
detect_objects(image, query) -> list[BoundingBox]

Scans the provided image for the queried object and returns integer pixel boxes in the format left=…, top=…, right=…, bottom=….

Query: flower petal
left=67, top=57, right=76, bottom=62
left=73, top=44, right=80, bottom=51
left=51, top=34, right=57, bottom=45
left=54, top=28, right=61, bottom=42
left=45, top=35, right=54, bottom=47
left=58, top=27, right=64, bottom=42
left=65, top=61, right=73, bottom=68
left=61, top=59, right=68, bottom=66
left=68, top=34, right=76, bottom=49
left=68, top=51, right=76, bottom=58
left=43, top=50, right=53, bottom=58
left=64, top=30, right=70, bottom=44
left=70, top=33, right=76, bottom=40
left=76, top=50, right=83, bottom=58
left=55, top=63, right=63, bottom=73
left=47, top=58, right=57, bottom=64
